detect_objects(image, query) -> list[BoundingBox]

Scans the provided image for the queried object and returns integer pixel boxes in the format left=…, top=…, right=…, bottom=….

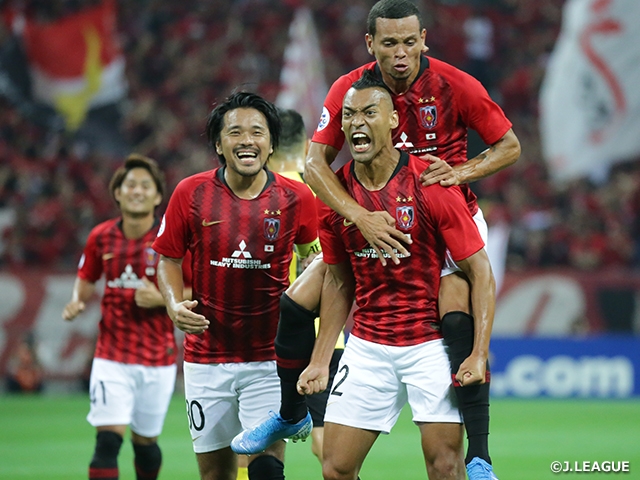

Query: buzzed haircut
left=351, top=69, right=393, bottom=96
left=205, top=91, right=281, bottom=164
left=367, top=0, right=424, bottom=37
left=109, top=154, right=165, bottom=205
left=277, top=108, right=306, bottom=152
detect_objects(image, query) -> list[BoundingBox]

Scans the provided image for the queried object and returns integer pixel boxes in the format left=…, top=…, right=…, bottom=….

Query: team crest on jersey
left=419, top=105, right=437, bottom=129
left=264, top=218, right=280, bottom=241
left=145, top=247, right=158, bottom=266
left=396, top=206, right=415, bottom=229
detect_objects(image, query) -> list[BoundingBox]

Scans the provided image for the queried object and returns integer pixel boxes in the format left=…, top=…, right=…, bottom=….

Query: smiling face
left=342, top=86, right=399, bottom=165
left=215, top=107, right=273, bottom=178
left=366, top=15, right=425, bottom=92
left=114, top=167, right=162, bottom=217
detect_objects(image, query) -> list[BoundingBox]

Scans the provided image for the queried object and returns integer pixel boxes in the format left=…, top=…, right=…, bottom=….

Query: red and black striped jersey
left=318, top=152, right=484, bottom=347
left=152, top=167, right=319, bottom=364
left=312, top=55, right=513, bottom=215
left=78, top=218, right=189, bottom=366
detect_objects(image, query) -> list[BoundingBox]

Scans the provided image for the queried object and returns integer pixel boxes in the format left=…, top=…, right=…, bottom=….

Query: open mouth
left=351, top=132, right=371, bottom=153
left=235, top=150, right=258, bottom=164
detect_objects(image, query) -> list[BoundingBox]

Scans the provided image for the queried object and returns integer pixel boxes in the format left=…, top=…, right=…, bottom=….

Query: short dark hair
left=109, top=154, right=165, bottom=205
left=277, top=108, right=306, bottom=152
left=367, top=0, right=423, bottom=37
left=205, top=91, right=281, bottom=164
left=351, top=69, right=393, bottom=95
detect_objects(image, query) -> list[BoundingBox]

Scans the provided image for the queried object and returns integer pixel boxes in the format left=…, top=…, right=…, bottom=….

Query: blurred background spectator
left=0, top=0, right=637, bottom=274
left=5, top=332, right=44, bottom=393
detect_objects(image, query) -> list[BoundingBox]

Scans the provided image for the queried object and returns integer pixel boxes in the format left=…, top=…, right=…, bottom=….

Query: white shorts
left=441, top=208, right=488, bottom=277
left=183, top=361, right=281, bottom=453
left=86, top=358, right=177, bottom=437
left=324, top=336, right=461, bottom=434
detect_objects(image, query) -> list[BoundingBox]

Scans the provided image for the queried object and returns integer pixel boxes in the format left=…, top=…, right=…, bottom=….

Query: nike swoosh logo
left=202, top=219, right=224, bottom=227
left=192, top=435, right=203, bottom=443
left=102, top=253, right=115, bottom=260
left=343, top=219, right=354, bottom=227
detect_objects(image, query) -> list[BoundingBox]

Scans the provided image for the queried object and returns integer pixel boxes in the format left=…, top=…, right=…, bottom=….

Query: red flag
left=5, top=0, right=126, bottom=131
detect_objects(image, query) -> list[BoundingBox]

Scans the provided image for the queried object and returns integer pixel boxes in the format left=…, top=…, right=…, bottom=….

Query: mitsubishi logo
left=394, top=132, right=414, bottom=149
left=232, top=240, right=252, bottom=259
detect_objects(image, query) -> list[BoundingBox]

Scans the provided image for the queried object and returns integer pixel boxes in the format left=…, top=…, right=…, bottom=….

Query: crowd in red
left=0, top=0, right=638, bottom=270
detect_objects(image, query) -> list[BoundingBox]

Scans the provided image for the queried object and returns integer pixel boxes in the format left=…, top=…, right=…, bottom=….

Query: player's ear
left=154, top=193, right=162, bottom=207
left=391, top=110, right=399, bottom=130
left=421, top=29, right=429, bottom=53
left=215, top=142, right=223, bottom=155
left=114, top=187, right=122, bottom=203
left=365, top=33, right=374, bottom=55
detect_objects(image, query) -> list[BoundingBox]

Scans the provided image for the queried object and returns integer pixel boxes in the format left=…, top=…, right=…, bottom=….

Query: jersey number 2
left=330, top=364, right=349, bottom=397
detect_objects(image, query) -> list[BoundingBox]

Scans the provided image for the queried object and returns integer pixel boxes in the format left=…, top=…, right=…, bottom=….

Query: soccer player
left=153, top=92, right=320, bottom=480
left=300, top=70, right=496, bottom=480
left=303, top=1, right=520, bottom=478
left=62, top=154, right=192, bottom=480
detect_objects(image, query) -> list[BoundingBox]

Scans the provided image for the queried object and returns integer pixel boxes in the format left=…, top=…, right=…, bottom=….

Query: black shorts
left=306, top=348, right=344, bottom=427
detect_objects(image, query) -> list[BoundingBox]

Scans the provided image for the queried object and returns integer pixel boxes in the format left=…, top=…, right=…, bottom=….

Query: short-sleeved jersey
left=318, top=152, right=484, bottom=347
left=152, top=167, right=319, bottom=364
left=78, top=218, right=192, bottom=366
left=312, top=55, right=513, bottom=215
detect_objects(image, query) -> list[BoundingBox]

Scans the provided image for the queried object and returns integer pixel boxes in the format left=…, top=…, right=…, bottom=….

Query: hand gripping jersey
left=313, top=55, right=513, bottom=216
left=152, top=168, right=319, bottom=364
left=79, top=218, right=192, bottom=366
left=318, top=152, right=484, bottom=347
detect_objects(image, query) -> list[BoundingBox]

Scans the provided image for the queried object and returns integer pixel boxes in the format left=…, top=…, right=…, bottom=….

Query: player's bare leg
left=418, top=422, right=465, bottom=480
left=310, top=426, right=324, bottom=463
left=322, top=422, right=378, bottom=480
left=196, top=447, right=237, bottom=480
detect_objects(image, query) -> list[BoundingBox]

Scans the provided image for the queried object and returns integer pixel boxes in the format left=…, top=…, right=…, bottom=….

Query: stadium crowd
left=0, top=0, right=638, bottom=271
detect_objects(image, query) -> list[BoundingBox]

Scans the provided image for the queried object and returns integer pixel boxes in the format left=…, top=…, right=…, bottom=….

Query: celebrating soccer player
left=300, top=69, right=496, bottom=480
left=62, top=154, right=192, bottom=480
left=153, top=92, right=320, bottom=480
